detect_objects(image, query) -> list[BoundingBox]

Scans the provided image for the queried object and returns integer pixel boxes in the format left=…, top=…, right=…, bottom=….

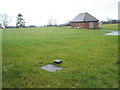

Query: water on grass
left=41, top=64, right=62, bottom=72
left=103, top=30, right=120, bottom=35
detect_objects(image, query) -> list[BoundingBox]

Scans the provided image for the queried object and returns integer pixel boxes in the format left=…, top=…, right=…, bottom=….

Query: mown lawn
left=2, top=27, right=119, bottom=88
left=100, top=24, right=119, bottom=30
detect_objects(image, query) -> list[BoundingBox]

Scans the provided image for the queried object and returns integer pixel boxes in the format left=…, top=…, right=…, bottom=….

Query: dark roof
left=70, top=12, right=99, bottom=22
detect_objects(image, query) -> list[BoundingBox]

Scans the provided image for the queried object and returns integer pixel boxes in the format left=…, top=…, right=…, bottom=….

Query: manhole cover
left=41, top=64, right=62, bottom=72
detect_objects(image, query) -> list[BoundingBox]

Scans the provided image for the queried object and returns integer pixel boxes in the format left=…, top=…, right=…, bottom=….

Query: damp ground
left=103, top=30, right=120, bottom=35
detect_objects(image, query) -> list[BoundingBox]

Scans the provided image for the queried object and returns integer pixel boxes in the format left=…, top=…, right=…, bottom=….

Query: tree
left=53, top=19, right=57, bottom=26
left=47, top=17, right=58, bottom=26
left=65, top=20, right=70, bottom=26
left=0, top=14, right=11, bottom=28
left=48, top=17, right=53, bottom=26
left=16, top=13, right=25, bottom=28
left=106, top=18, right=112, bottom=24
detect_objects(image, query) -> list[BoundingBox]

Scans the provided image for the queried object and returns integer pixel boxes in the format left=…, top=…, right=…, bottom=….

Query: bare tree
left=47, top=17, right=58, bottom=26
left=64, top=19, right=70, bottom=26
left=53, top=19, right=57, bottom=26
left=48, top=17, right=53, bottom=26
left=0, top=14, right=11, bottom=28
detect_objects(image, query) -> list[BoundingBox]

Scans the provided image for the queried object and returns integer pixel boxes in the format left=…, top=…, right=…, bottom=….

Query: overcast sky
left=0, top=0, right=119, bottom=26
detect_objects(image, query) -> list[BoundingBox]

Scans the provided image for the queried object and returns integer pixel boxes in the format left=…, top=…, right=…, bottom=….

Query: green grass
left=2, top=27, right=118, bottom=88
left=100, top=24, right=119, bottom=30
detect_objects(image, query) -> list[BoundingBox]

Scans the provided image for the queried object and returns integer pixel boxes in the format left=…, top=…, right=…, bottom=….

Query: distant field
left=100, top=24, right=119, bottom=30
left=2, top=27, right=119, bottom=88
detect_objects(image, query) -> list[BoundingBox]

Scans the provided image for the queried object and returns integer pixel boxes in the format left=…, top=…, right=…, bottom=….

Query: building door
left=89, top=22, right=94, bottom=29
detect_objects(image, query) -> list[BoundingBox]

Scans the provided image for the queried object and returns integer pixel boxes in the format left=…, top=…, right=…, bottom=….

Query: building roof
left=70, top=12, right=99, bottom=22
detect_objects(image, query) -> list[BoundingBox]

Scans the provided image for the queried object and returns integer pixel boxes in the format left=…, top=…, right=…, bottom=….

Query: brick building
left=70, top=12, right=99, bottom=29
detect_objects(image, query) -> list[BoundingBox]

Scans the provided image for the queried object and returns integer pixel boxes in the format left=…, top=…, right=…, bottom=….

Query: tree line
left=0, top=13, right=119, bottom=29
left=0, top=13, right=25, bottom=28
left=100, top=18, right=120, bottom=25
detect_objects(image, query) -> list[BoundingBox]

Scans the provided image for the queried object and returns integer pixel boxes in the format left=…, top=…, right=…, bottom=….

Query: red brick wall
left=70, top=22, right=83, bottom=28
left=70, top=22, right=98, bottom=29
left=94, top=22, right=98, bottom=29
left=83, top=22, right=89, bottom=29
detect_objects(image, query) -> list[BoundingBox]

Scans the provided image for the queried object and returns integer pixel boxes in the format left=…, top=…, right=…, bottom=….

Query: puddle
left=103, top=30, right=120, bottom=35
left=41, top=64, right=62, bottom=72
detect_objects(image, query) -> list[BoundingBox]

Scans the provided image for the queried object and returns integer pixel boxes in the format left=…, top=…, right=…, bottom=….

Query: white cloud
left=0, top=0, right=119, bottom=26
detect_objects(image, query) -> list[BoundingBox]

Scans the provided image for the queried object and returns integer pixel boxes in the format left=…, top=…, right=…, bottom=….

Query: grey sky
left=0, top=0, right=119, bottom=26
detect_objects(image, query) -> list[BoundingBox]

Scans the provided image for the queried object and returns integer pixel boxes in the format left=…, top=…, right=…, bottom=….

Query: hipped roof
left=70, top=12, right=99, bottom=22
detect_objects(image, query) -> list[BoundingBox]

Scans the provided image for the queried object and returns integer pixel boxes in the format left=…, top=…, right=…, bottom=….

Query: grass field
left=100, top=24, right=119, bottom=30
left=2, top=26, right=119, bottom=88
